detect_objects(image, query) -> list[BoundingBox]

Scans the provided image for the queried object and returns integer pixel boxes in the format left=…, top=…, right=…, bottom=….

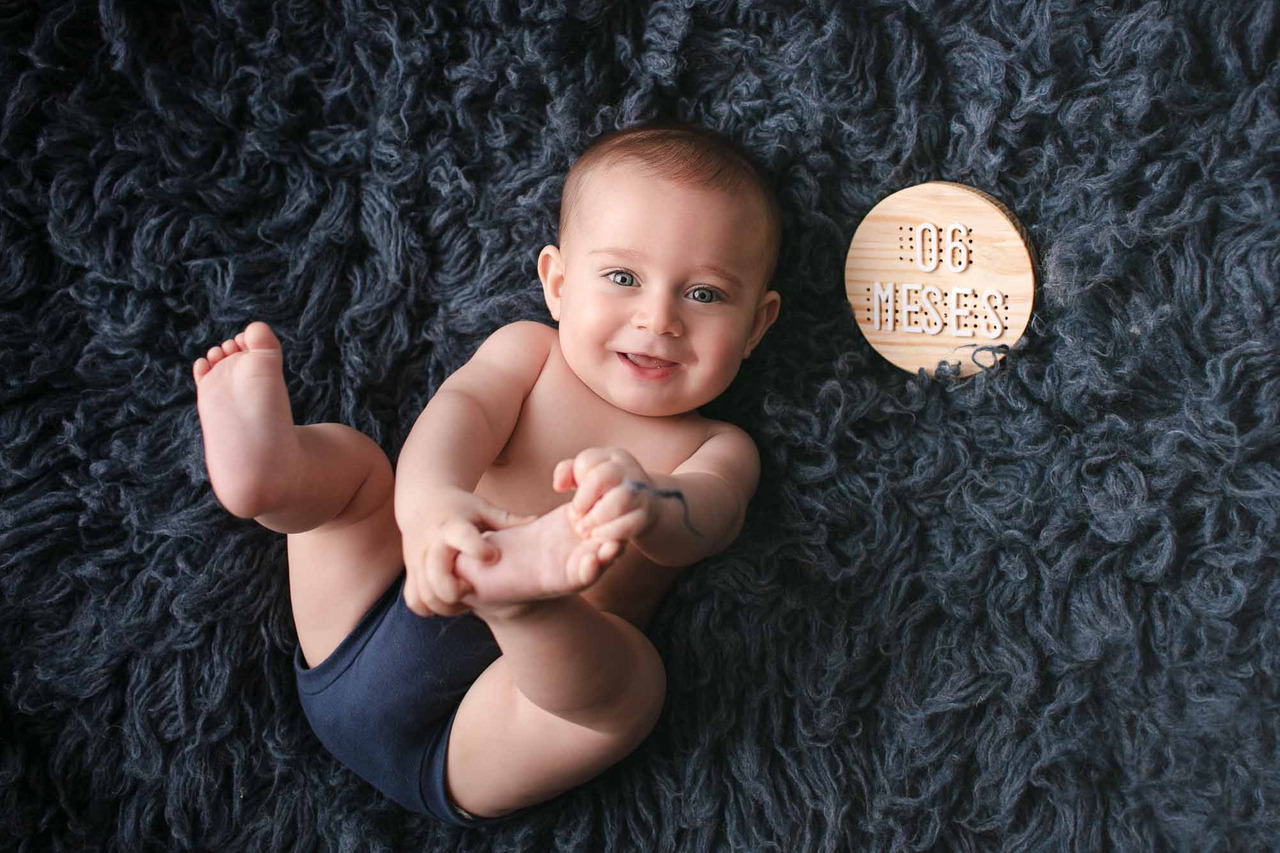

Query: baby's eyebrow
left=589, top=247, right=743, bottom=289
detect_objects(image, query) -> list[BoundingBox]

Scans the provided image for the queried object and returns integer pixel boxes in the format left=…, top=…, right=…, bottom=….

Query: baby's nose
left=633, top=294, right=683, bottom=335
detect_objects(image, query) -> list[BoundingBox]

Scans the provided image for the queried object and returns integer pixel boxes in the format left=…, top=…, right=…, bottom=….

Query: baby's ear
left=744, top=288, right=781, bottom=357
left=538, top=245, right=565, bottom=321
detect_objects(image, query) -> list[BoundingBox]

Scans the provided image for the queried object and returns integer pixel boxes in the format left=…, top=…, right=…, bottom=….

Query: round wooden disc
left=844, top=181, right=1036, bottom=377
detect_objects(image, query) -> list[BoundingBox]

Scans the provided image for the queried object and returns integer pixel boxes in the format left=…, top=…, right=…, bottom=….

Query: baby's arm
left=559, top=426, right=760, bottom=568
left=394, top=321, right=553, bottom=614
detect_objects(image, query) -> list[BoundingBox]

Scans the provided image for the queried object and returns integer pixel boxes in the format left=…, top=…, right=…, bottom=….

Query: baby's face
left=539, top=161, right=780, bottom=418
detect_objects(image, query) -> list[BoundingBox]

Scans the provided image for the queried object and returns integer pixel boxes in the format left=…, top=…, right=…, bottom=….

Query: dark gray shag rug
left=2, top=1, right=1277, bottom=850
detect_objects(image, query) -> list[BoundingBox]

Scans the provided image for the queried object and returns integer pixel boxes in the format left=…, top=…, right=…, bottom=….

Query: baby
left=193, top=122, right=782, bottom=825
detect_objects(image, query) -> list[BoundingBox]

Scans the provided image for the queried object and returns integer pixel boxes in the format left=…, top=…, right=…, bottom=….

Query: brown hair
left=558, top=121, right=782, bottom=288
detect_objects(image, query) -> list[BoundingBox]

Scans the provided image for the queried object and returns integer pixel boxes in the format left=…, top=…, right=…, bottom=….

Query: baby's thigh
left=445, top=627, right=666, bottom=819
left=287, top=432, right=403, bottom=668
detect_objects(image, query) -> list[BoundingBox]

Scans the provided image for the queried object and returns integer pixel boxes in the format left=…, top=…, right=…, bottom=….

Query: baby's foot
left=193, top=322, right=302, bottom=519
left=454, top=504, right=624, bottom=615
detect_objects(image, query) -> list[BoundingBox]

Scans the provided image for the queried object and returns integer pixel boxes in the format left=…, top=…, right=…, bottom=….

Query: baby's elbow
left=715, top=486, right=749, bottom=552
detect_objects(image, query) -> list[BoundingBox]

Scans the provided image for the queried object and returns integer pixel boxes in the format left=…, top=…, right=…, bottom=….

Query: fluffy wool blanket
left=2, top=1, right=1276, bottom=850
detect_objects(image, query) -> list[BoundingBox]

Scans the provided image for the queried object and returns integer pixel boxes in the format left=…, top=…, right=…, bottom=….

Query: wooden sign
left=845, top=181, right=1036, bottom=377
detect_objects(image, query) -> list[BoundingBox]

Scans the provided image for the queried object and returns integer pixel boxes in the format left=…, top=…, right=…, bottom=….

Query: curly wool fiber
left=1, top=1, right=1277, bottom=851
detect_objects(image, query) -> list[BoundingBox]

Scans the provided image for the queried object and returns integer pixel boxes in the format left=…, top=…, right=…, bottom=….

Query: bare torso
left=473, top=325, right=721, bottom=627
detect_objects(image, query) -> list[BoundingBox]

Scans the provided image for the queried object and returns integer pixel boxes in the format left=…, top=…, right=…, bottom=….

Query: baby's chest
left=474, top=369, right=707, bottom=517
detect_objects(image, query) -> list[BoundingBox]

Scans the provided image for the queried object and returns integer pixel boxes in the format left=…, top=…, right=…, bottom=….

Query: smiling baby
left=192, top=121, right=782, bottom=825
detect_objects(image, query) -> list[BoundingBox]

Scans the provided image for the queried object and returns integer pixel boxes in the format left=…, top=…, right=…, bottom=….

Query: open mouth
left=617, top=351, right=678, bottom=379
left=623, top=353, right=676, bottom=368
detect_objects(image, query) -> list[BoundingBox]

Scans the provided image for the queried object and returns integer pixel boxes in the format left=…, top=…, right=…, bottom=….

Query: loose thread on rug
left=624, top=479, right=704, bottom=538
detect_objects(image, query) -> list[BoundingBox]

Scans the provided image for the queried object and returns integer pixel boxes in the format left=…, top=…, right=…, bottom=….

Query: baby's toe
left=242, top=321, right=281, bottom=352
left=577, top=550, right=605, bottom=587
left=193, top=357, right=211, bottom=383
left=566, top=541, right=605, bottom=588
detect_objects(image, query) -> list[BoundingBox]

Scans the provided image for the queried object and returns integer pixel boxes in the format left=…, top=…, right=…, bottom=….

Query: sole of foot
left=453, top=504, right=624, bottom=617
left=193, top=321, right=302, bottom=519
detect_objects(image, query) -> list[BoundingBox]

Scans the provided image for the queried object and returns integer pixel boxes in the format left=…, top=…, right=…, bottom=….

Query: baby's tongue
left=628, top=353, right=671, bottom=368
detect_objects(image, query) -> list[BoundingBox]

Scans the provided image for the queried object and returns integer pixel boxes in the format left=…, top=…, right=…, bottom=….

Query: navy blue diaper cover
left=294, top=571, right=506, bottom=825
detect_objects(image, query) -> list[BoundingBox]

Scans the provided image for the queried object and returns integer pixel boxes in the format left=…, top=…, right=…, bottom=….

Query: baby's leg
left=444, top=512, right=667, bottom=818
left=194, top=322, right=402, bottom=666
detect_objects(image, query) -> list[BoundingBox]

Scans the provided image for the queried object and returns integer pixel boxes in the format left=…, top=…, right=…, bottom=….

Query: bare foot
left=193, top=321, right=302, bottom=519
left=454, top=504, right=625, bottom=616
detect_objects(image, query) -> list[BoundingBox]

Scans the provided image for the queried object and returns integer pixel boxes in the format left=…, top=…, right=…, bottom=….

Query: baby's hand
left=397, top=488, right=536, bottom=617
left=552, top=447, right=660, bottom=544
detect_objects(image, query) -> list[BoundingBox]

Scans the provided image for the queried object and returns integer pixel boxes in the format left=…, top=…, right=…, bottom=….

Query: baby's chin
left=625, top=402, right=701, bottom=418
left=603, top=385, right=718, bottom=419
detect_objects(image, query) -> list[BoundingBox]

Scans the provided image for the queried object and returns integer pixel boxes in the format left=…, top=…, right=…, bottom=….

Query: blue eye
left=607, top=270, right=637, bottom=287
left=689, top=287, right=722, bottom=304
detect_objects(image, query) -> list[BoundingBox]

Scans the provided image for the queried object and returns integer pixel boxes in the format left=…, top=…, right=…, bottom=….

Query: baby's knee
left=635, top=655, right=667, bottom=740
left=616, top=622, right=667, bottom=743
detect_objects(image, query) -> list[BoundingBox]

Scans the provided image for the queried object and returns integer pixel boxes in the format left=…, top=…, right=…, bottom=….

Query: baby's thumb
left=485, top=504, right=538, bottom=529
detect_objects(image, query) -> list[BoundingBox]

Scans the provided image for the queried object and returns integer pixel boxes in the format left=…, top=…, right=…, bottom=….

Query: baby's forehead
left=579, top=157, right=732, bottom=196
left=572, top=159, right=768, bottom=229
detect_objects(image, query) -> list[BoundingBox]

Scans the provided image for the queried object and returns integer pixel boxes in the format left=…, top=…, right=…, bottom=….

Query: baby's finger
left=571, top=463, right=622, bottom=517
left=403, top=567, right=433, bottom=617
left=575, top=483, right=633, bottom=535
left=426, top=540, right=464, bottom=606
left=478, top=503, right=538, bottom=531
left=448, top=520, right=500, bottom=564
left=581, top=507, right=648, bottom=543
left=552, top=458, right=576, bottom=492
left=570, top=448, right=611, bottom=492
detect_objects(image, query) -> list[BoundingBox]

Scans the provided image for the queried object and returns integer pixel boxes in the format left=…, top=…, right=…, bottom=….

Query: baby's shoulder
left=681, top=417, right=759, bottom=466
left=476, top=320, right=556, bottom=371
left=695, top=416, right=748, bottom=442
left=449, top=321, right=555, bottom=401
left=490, top=319, right=556, bottom=347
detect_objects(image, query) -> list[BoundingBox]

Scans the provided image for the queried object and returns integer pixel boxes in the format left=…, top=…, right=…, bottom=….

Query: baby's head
left=539, top=122, right=782, bottom=418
